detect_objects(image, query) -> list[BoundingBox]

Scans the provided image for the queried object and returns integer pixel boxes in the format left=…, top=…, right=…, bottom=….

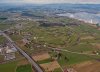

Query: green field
left=37, top=58, right=52, bottom=64
left=16, top=64, right=33, bottom=72
left=50, top=51, right=100, bottom=66
left=0, top=24, right=13, bottom=30
left=0, top=55, right=4, bottom=62
left=0, top=61, right=17, bottom=72
left=5, top=16, right=100, bottom=70
left=53, top=68, right=62, bottom=72
left=66, top=43, right=99, bottom=53
left=0, top=35, right=6, bottom=44
left=0, top=60, right=33, bottom=72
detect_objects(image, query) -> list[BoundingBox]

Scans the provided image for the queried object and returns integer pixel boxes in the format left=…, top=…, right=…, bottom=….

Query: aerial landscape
left=0, top=0, right=100, bottom=72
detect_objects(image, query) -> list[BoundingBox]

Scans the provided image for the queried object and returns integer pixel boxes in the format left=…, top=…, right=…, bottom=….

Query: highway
left=0, top=30, right=99, bottom=72
left=1, top=31, right=44, bottom=72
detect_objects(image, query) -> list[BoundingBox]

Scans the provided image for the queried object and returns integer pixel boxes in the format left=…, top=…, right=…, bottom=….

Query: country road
left=48, top=47, right=100, bottom=56
left=0, top=31, right=44, bottom=72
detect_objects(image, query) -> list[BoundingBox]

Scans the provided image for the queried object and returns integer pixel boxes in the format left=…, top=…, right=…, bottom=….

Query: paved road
left=0, top=30, right=99, bottom=72
left=1, top=31, right=43, bottom=72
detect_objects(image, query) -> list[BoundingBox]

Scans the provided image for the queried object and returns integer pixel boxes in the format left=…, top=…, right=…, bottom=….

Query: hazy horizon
left=0, top=0, right=100, bottom=4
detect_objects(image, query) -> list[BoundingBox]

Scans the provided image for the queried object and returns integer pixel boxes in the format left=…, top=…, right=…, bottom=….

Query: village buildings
left=0, top=42, right=17, bottom=61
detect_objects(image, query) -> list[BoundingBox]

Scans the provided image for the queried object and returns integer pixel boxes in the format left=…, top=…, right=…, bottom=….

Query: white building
left=0, top=44, right=17, bottom=61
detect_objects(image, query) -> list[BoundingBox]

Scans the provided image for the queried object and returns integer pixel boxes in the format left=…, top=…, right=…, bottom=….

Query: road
left=0, top=30, right=99, bottom=72
left=1, top=31, right=44, bottom=72
left=47, top=47, right=100, bottom=56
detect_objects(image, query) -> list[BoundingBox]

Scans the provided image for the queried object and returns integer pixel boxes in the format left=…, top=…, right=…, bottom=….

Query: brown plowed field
left=73, top=61, right=100, bottom=72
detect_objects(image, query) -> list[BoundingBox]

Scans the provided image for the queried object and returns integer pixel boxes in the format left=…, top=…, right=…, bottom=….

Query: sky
left=0, top=0, right=100, bottom=4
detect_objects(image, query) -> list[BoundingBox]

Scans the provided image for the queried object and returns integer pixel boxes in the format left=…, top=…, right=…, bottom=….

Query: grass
left=66, top=43, right=98, bottom=52
left=0, top=59, right=30, bottom=72
left=0, top=36, right=6, bottom=44
left=0, top=61, right=17, bottom=72
left=0, top=55, right=4, bottom=62
left=7, top=16, right=100, bottom=68
left=58, top=52, right=91, bottom=65
left=74, top=25, right=99, bottom=37
left=37, top=58, right=52, bottom=64
left=0, top=24, right=13, bottom=30
left=10, top=34, right=23, bottom=41
left=50, top=51, right=100, bottom=66
left=16, top=64, right=32, bottom=72
left=21, top=25, right=79, bottom=46
left=53, top=68, right=62, bottom=72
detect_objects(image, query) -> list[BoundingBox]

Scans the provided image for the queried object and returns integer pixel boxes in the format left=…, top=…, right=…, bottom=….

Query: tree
left=64, top=56, right=69, bottom=61
left=57, top=52, right=62, bottom=59
left=96, top=23, right=100, bottom=28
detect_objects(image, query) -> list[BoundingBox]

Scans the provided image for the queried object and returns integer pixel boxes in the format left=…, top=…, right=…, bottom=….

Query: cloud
left=0, top=0, right=100, bottom=4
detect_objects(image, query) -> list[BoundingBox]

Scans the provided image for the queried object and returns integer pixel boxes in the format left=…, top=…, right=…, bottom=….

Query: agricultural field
left=0, top=61, right=17, bottom=72
left=16, top=64, right=33, bottom=72
left=50, top=50, right=100, bottom=66
left=6, top=16, right=99, bottom=72
left=0, top=35, right=6, bottom=44
left=0, top=59, right=33, bottom=72
left=40, top=61, right=61, bottom=72
left=32, top=52, right=62, bottom=72
left=73, top=61, right=100, bottom=72
left=0, top=55, right=4, bottom=62
left=0, top=2, right=100, bottom=72
left=0, top=23, right=13, bottom=30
